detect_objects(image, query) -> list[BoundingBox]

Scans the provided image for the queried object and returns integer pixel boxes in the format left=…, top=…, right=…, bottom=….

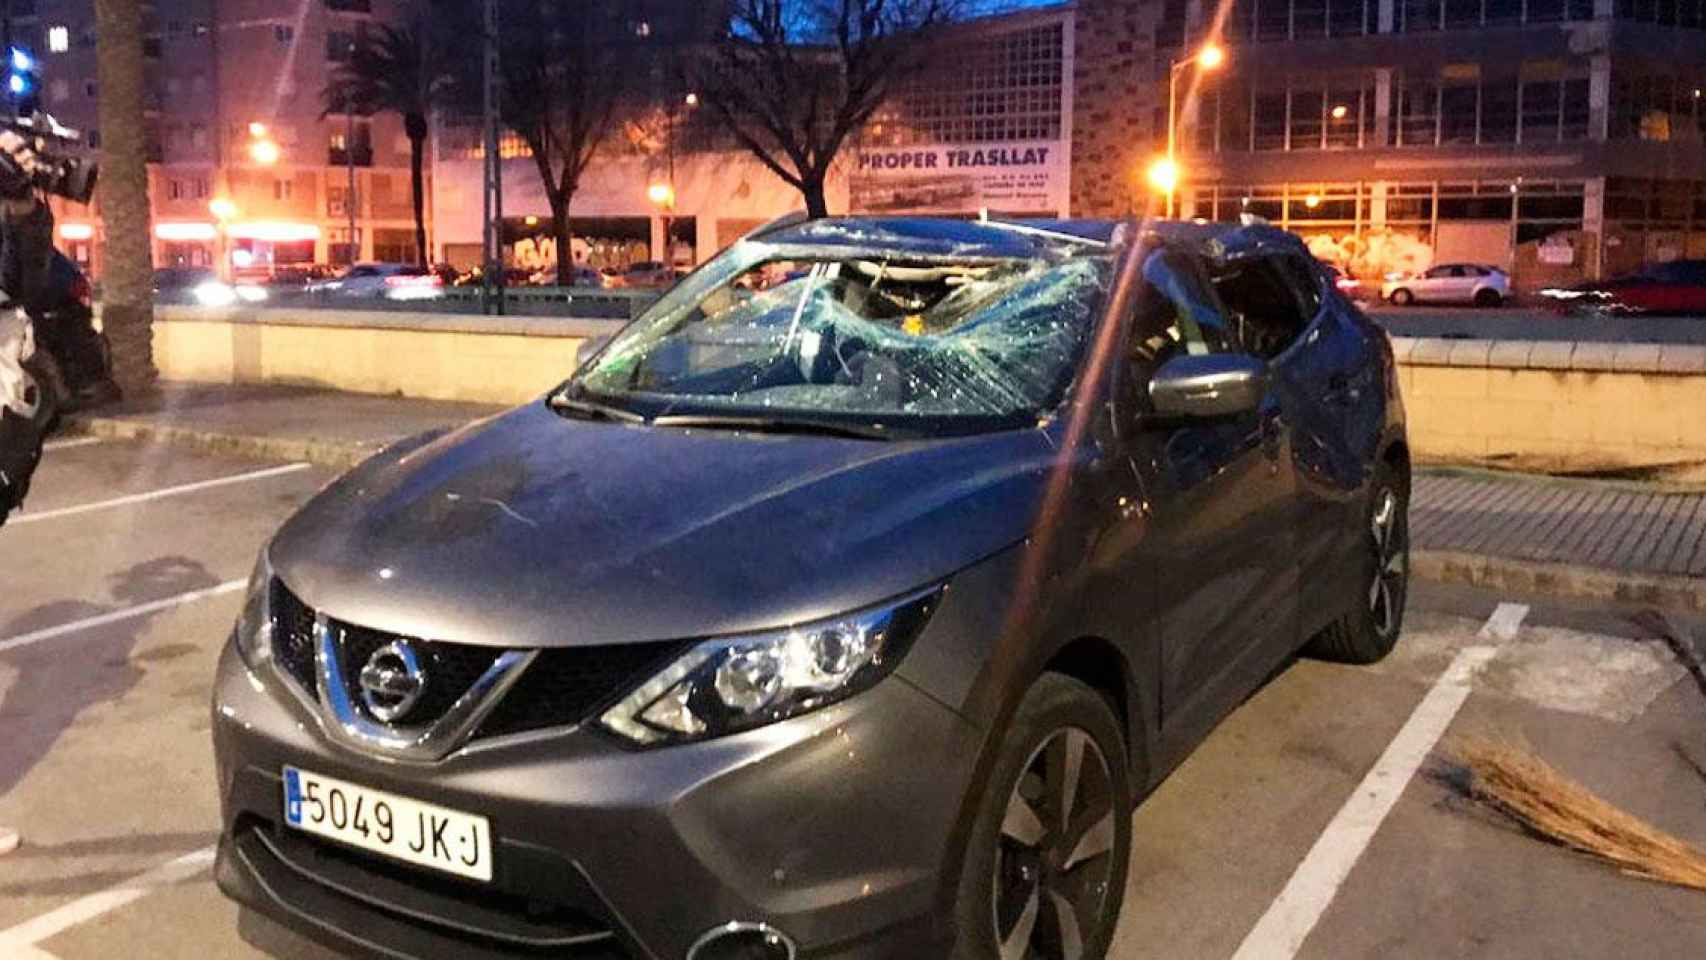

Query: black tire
left=1388, top=288, right=1414, bottom=306
left=1306, top=460, right=1409, bottom=664
left=952, top=674, right=1132, bottom=960
left=1473, top=289, right=1503, bottom=308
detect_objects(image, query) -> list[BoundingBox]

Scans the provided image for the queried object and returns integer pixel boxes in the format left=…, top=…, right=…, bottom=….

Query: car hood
left=271, top=403, right=1059, bottom=649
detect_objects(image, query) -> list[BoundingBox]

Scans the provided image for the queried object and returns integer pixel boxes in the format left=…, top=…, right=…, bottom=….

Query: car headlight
left=233, top=547, right=274, bottom=668
left=600, top=587, right=941, bottom=747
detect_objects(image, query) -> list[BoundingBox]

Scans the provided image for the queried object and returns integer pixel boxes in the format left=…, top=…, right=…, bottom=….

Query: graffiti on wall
left=1300, top=229, right=1436, bottom=282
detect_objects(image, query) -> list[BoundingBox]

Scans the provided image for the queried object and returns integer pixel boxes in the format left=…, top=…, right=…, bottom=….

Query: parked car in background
left=1539, top=260, right=1706, bottom=315
left=153, top=267, right=267, bottom=307
left=527, top=264, right=607, bottom=288
left=213, top=215, right=1410, bottom=960
left=32, top=252, right=120, bottom=410
left=1381, top=263, right=1510, bottom=306
left=309, top=262, right=443, bottom=300
left=1323, top=264, right=1366, bottom=301
left=606, top=260, right=684, bottom=289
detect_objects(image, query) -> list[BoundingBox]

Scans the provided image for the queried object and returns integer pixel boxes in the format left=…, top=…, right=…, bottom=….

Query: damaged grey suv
left=212, top=215, right=1410, bottom=959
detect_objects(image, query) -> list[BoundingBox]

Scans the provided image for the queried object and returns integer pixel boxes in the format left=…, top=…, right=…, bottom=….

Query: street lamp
left=1163, top=41, right=1226, bottom=218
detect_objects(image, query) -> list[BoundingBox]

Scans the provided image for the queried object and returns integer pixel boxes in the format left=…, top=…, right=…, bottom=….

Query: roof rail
left=975, top=217, right=1111, bottom=248
left=736, top=211, right=811, bottom=244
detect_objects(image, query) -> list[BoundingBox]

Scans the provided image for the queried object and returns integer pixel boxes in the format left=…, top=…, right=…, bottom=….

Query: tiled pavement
left=1412, top=471, right=1706, bottom=577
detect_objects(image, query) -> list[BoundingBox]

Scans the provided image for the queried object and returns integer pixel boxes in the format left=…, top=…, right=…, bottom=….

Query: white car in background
left=309, top=263, right=443, bottom=300
left=1381, top=263, right=1511, bottom=307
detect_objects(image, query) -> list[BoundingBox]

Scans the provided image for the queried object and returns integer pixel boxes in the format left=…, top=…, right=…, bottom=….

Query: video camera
left=2, top=47, right=98, bottom=204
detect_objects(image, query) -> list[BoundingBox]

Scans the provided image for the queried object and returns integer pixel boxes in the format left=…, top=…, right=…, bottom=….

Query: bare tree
left=495, top=0, right=637, bottom=286
left=692, top=0, right=958, bottom=218
left=93, top=0, right=155, bottom=392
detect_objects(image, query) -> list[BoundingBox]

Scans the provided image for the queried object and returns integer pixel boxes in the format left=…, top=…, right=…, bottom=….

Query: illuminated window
left=48, top=25, right=69, bottom=52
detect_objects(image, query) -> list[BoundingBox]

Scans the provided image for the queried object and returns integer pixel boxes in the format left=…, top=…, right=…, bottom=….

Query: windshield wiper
left=547, top=390, right=647, bottom=424
left=650, top=414, right=895, bottom=441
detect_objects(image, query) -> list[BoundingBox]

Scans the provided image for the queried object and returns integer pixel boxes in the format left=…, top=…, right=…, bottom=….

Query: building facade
left=10, top=0, right=423, bottom=278
left=430, top=4, right=1076, bottom=272
left=1073, top=0, right=1706, bottom=285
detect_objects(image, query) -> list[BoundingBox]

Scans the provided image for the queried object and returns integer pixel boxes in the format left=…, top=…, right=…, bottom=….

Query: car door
left=1120, top=247, right=1302, bottom=754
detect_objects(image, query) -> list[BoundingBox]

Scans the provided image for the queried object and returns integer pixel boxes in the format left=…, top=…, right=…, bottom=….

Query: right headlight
left=232, top=547, right=274, bottom=669
left=600, top=587, right=942, bottom=747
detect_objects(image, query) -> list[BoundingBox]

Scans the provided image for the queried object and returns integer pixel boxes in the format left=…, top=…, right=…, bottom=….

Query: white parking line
left=0, top=847, right=216, bottom=952
left=0, top=580, right=245, bottom=655
left=1230, top=604, right=1524, bottom=960
left=42, top=437, right=102, bottom=452
left=7, top=463, right=310, bottom=525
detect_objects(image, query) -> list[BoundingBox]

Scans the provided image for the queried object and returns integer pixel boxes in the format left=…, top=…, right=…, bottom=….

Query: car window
left=1130, top=248, right=1236, bottom=367
left=346, top=266, right=378, bottom=278
left=1274, top=254, right=1324, bottom=317
left=1211, top=254, right=1311, bottom=361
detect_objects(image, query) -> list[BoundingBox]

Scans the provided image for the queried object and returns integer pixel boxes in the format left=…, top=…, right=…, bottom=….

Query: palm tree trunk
left=94, top=0, right=156, bottom=392
left=405, top=113, right=428, bottom=266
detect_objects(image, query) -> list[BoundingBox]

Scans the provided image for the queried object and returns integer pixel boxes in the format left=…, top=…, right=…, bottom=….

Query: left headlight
left=233, top=547, right=274, bottom=668
left=600, top=587, right=942, bottom=747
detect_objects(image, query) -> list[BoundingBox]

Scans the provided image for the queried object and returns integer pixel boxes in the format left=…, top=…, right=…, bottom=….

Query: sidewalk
left=62, top=383, right=1706, bottom=612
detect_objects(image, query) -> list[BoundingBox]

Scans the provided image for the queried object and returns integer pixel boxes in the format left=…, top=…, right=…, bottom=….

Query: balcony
left=328, top=146, right=374, bottom=167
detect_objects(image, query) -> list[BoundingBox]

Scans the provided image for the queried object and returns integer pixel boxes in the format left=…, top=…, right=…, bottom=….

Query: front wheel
left=1305, top=462, right=1408, bottom=664
left=1388, top=288, right=1415, bottom=306
left=953, top=674, right=1132, bottom=960
left=1473, top=288, right=1504, bottom=307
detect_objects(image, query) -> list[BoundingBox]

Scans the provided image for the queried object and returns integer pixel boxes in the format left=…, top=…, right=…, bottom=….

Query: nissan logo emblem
left=358, top=640, right=426, bottom=723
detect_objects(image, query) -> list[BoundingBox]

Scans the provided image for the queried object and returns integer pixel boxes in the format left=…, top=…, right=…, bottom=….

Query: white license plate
left=283, top=767, right=493, bottom=882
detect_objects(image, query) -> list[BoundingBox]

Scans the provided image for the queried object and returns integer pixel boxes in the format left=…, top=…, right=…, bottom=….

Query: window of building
left=84, top=79, right=97, bottom=99
left=1484, top=0, right=1524, bottom=24
left=328, top=185, right=361, bottom=217
left=77, top=28, right=96, bottom=49
left=1156, top=0, right=1187, bottom=49
left=1325, top=82, right=1367, bottom=148
left=1402, top=0, right=1443, bottom=29
left=47, top=25, right=68, bottom=52
left=1479, top=78, right=1519, bottom=143
left=143, top=36, right=162, bottom=59
left=1254, top=91, right=1288, bottom=150
left=1440, top=82, right=1479, bottom=143
left=327, top=30, right=356, bottom=61
left=1257, top=0, right=1292, bottom=39
left=1562, top=77, right=1592, bottom=140
left=275, top=25, right=295, bottom=44
left=274, top=179, right=293, bottom=201
left=1293, top=0, right=1329, bottom=37
left=48, top=78, right=67, bottom=102
left=867, top=22, right=1065, bottom=146
left=1328, top=0, right=1369, bottom=35
left=1399, top=79, right=1439, bottom=146
left=1438, top=182, right=1514, bottom=219
left=1289, top=86, right=1325, bottom=149
left=169, top=179, right=185, bottom=200
left=1520, top=79, right=1563, bottom=143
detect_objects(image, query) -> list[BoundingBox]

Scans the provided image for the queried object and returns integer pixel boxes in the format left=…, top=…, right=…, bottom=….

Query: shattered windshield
left=569, top=237, right=1112, bottom=436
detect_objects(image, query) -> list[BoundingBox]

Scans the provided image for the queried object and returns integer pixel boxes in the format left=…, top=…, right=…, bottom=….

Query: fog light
left=687, top=922, right=796, bottom=960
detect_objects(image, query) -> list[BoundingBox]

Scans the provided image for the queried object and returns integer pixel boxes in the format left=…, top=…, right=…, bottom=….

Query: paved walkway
left=1412, top=471, right=1706, bottom=578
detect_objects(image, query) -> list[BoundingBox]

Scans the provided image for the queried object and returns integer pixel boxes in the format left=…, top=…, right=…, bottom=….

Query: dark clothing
left=0, top=199, right=59, bottom=524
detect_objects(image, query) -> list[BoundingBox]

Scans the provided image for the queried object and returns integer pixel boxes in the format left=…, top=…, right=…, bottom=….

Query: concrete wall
left=151, top=307, right=623, bottom=406
left=147, top=311, right=1706, bottom=481
left=1395, top=337, right=1706, bottom=481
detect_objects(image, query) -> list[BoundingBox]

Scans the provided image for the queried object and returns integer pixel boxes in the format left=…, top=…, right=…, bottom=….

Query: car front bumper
left=211, top=640, right=981, bottom=960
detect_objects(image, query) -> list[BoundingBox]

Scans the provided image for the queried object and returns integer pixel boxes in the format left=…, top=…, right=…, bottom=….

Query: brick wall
left=1070, top=0, right=1165, bottom=217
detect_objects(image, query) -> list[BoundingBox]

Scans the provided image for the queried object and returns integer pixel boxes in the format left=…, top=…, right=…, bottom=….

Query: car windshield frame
left=563, top=234, right=1117, bottom=439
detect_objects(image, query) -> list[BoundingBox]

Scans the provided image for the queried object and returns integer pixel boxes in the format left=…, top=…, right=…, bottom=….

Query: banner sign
left=849, top=140, right=1068, bottom=216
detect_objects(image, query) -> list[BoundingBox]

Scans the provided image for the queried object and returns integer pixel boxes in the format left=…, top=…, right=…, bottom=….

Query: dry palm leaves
left=1448, top=737, right=1706, bottom=893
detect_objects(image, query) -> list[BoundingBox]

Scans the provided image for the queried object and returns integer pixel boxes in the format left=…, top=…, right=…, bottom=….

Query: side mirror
left=1148, top=353, right=1267, bottom=421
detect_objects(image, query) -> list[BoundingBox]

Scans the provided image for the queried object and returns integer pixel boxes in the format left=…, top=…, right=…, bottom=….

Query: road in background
left=1366, top=304, right=1706, bottom=343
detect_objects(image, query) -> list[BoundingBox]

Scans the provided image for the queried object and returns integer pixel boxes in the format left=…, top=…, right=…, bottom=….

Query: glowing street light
left=209, top=198, right=239, bottom=220
left=646, top=182, right=675, bottom=210
left=1331, top=104, right=1350, bottom=120
left=1147, top=158, right=1180, bottom=196
left=1163, top=42, right=1228, bottom=218
left=249, top=139, right=281, bottom=165
left=1304, top=194, right=1322, bottom=209
left=248, top=121, right=268, bottom=137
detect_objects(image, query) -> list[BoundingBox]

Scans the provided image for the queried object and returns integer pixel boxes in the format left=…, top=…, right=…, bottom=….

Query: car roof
left=748, top=216, right=1306, bottom=261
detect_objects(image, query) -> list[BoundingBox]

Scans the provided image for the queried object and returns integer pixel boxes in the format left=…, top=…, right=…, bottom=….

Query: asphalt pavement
left=1367, top=304, right=1706, bottom=343
left=1, top=440, right=1703, bottom=959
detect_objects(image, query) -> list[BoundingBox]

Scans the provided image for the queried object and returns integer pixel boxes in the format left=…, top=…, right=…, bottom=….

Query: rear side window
left=1212, top=255, right=1312, bottom=360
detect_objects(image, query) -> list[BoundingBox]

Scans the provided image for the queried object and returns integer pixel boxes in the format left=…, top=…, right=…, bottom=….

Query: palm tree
left=93, top=0, right=156, bottom=392
left=325, top=20, right=447, bottom=266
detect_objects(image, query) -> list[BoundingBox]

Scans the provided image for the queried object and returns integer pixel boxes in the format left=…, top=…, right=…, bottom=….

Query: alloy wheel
left=1369, top=487, right=1408, bottom=639
left=993, top=728, right=1116, bottom=960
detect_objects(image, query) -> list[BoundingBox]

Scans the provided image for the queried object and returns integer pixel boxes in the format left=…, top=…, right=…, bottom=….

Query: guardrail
left=151, top=286, right=660, bottom=322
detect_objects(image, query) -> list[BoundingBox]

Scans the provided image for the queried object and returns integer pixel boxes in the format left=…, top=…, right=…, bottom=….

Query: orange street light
left=209, top=198, right=239, bottom=220
left=647, top=182, right=675, bottom=209
left=1331, top=104, right=1350, bottom=120
left=1147, top=157, right=1180, bottom=196
left=248, top=121, right=268, bottom=138
left=1164, top=41, right=1229, bottom=219
left=249, top=139, right=281, bottom=165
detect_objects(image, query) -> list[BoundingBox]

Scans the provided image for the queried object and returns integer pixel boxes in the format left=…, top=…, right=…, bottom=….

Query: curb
left=1413, top=549, right=1705, bottom=615
left=63, top=416, right=384, bottom=471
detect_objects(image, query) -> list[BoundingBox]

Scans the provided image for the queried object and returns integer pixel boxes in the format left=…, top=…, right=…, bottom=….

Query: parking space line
left=1229, top=617, right=1515, bottom=959
left=0, top=847, right=216, bottom=951
left=0, top=580, right=245, bottom=655
left=7, top=463, right=311, bottom=525
left=42, top=437, right=102, bottom=452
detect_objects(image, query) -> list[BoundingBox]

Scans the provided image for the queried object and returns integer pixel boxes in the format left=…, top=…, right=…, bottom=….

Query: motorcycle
left=0, top=304, right=55, bottom=526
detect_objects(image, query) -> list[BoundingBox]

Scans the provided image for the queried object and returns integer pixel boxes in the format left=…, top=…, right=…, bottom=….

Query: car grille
left=271, top=581, right=319, bottom=698
left=269, top=579, right=687, bottom=741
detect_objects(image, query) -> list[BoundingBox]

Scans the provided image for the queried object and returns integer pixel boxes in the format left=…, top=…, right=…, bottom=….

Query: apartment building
left=9, top=0, right=423, bottom=278
left=1073, top=0, right=1706, bottom=284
